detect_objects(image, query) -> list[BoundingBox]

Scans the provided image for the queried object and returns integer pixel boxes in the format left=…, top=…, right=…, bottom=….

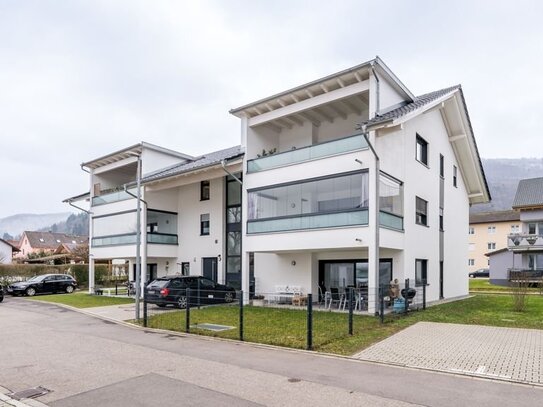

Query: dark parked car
left=8, top=274, right=77, bottom=296
left=469, top=268, right=490, bottom=278
left=0, top=284, right=4, bottom=303
left=145, top=275, right=236, bottom=308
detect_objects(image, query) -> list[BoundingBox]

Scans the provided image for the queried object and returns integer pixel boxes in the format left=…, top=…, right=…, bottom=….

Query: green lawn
left=469, top=278, right=541, bottom=292
left=144, top=294, right=543, bottom=355
left=29, top=292, right=134, bottom=308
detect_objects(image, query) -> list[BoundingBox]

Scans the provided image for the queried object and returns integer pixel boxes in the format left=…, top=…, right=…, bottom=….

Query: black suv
left=145, top=276, right=236, bottom=308
left=8, top=274, right=78, bottom=296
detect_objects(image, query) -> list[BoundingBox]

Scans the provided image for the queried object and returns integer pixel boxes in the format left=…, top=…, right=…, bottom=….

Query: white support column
left=88, top=257, right=95, bottom=294
left=241, top=251, right=251, bottom=304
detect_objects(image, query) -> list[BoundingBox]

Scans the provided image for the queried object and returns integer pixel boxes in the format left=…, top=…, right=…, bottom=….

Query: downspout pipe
left=67, top=200, right=92, bottom=215
left=361, top=125, right=380, bottom=313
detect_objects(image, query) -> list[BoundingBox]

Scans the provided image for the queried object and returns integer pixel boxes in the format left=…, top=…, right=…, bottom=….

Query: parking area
left=354, top=321, right=543, bottom=386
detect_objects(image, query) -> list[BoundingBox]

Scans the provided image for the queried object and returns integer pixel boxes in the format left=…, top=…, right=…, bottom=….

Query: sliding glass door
left=319, top=259, right=392, bottom=291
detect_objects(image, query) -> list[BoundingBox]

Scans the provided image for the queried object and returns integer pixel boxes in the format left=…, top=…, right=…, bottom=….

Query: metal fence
left=140, top=280, right=427, bottom=351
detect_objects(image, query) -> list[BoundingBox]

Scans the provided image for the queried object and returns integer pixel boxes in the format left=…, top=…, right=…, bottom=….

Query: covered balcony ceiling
left=241, top=68, right=371, bottom=132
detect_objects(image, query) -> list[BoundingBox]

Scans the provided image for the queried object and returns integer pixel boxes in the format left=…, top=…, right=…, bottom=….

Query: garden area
left=28, top=292, right=134, bottom=308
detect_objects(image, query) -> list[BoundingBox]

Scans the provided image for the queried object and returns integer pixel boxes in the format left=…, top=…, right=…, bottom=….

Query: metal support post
left=306, top=293, right=313, bottom=351
left=239, top=290, right=244, bottom=341
left=348, top=287, right=354, bottom=335
left=379, top=285, right=385, bottom=324
left=185, top=288, right=190, bottom=333
left=404, top=278, right=410, bottom=314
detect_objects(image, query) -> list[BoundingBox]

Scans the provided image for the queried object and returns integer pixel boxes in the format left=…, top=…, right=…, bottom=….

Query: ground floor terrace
left=248, top=246, right=451, bottom=313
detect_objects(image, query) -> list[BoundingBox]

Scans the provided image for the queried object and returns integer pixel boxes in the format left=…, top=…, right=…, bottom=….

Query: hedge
left=0, top=264, right=119, bottom=287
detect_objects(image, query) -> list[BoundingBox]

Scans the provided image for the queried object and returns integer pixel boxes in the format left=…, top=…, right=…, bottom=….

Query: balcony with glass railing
left=247, top=133, right=368, bottom=173
left=507, top=234, right=543, bottom=251
left=92, top=232, right=178, bottom=247
left=92, top=187, right=137, bottom=206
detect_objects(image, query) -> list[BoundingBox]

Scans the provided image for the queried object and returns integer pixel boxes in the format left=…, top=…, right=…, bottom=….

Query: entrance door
left=202, top=257, right=218, bottom=282
left=132, top=263, right=158, bottom=284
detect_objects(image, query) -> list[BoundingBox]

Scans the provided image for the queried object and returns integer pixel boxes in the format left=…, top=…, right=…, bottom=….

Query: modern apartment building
left=468, top=210, right=520, bottom=272
left=230, top=57, right=490, bottom=310
left=65, top=142, right=243, bottom=292
left=66, top=57, right=490, bottom=310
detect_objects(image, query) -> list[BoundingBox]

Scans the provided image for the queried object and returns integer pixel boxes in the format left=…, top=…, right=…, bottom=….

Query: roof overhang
left=81, top=142, right=194, bottom=170
left=229, top=57, right=414, bottom=133
left=63, top=192, right=90, bottom=204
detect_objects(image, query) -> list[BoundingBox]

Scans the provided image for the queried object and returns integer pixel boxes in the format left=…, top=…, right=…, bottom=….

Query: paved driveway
left=355, top=322, right=543, bottom=386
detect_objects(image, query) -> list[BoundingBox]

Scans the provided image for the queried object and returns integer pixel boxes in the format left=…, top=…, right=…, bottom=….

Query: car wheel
left=177, top=296, right=188, bottom=309
left=26, top=287, right=36, bottom=297
left=469, top=274, right=474, bottom=278
left=66, top=285, right=74, bottom=294
left=224, top=292, right=234, bottom=303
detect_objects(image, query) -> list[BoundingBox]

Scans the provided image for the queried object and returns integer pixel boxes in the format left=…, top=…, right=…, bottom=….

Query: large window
left=225, top=173, right=242, bottom=289
left=416, top=134, right=428, bottom=166
left=247, top=171, right=368, bottom=233
left=379, top=173, right=403, bottom=217
left=415, top=259, right=427, bottom=286
left=415, top=197, right=428, bottom=226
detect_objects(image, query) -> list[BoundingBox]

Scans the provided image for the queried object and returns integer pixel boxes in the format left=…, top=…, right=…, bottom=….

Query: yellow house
left=468, top=210, right=520, bottom=272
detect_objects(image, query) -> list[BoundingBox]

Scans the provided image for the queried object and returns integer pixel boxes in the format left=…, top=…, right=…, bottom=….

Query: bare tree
left=510, top=270, right=530, bottom=312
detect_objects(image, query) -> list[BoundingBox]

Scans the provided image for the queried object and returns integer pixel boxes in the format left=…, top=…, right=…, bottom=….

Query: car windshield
left=26, top=275, right=46, bottom=283
left=148, top=279, right=169, bottom=288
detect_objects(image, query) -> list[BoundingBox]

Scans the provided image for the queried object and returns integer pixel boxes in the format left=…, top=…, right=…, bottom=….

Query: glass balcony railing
left=247, top=133, right=368, bottom=173
left=92, top=232, right=178, bottom=247
left=379, top=211, right=404, bottom=230
left=92, top=188, right=137, bottom=206
left=147, top=233, right=178, bottom=245
left=247, top=209, right=368, bottom=234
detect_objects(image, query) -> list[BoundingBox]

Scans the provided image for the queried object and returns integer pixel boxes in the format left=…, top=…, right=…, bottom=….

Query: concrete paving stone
left=354, top=321, right=543, bottom=385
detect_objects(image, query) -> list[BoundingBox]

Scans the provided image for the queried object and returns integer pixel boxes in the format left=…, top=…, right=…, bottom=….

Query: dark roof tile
left=512, top=177, right=543, bottom=209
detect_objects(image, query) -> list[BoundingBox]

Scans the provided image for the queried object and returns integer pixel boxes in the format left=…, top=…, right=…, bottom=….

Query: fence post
left=348, top=287, right=353, bottom=335
left=143, top=289, right=148, bottom=328
left=379, top=285, right=385, bottom=324
left=307, top=293, right=313, bottom=351
left=239, top=290, right=244, bottom=341
left=115, top=283, right=118, bottom=296
left=185, top=288, right=190, bottom=333
left=197, top=279, right=201, bottom=309
left=404, top=278, right=410, bottom=314
left=423, top=280, right=427, bottom=310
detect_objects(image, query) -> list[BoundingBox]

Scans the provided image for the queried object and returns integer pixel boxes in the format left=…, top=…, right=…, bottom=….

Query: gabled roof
left=0, top=238, right=20, bottom=252
left=362, top=85, right=461, bottom=128
left=512, top=177, right=543, bottom=209
left=363, top=85, right=490, bottom=205
left=469, top=210, right=520, bottom=224
left=21, top=232, right=88, bottom=250
left=230, top=56, right=414, bottom=118
left=142, top=145, right=244, bottom=184
left=81, top=142, right=194, bottom=170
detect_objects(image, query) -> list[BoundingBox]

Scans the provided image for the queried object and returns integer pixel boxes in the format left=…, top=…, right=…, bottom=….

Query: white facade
left=231, top=57, right=489, bottom=308
left=74, top=142, right=244, bottom=294
left=0, top=239, right=15, bottom=264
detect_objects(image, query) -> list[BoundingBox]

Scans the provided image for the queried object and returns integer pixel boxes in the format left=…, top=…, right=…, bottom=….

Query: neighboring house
left=64, top=142, right=244, bottom=291
left=14, top=231, right=88, bottom=259
left=230, top=56, right=490, bottom=310
left=468, top=210, right=520, bottom=272
left=0, top=238, right=19, bottom=264
left=496, top=177, right=543, bottom=285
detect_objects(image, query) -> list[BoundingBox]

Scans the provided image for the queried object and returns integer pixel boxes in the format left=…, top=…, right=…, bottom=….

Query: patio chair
left=329, top=287, right=341, bottom=309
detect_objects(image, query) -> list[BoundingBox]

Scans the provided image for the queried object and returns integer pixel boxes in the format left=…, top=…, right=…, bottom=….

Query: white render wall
left=0, top=241, right=12, bottom=264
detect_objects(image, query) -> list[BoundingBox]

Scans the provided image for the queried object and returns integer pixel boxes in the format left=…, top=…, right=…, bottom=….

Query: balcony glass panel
left=147, top=210, right=177, bottom=235
left=379, top=211, right=404, bottom=230
left=93, top=211, right=137, bottom=237
left=247, top=209, right=368, bottom=234
left=247, top=133, right=368, bottom=172
left=92, top=234, right=137, bottom=247
left=92, top=188, right=137, bottom=206
left=147, top=233, right=178, bottom=245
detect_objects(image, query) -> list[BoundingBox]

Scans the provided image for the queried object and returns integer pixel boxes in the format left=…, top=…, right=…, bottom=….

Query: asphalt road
left=1, top=296, right=542, bottom=406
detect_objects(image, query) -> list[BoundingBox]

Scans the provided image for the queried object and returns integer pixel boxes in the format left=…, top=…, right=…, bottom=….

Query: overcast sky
left=1, top=0, right=542, bottom=217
